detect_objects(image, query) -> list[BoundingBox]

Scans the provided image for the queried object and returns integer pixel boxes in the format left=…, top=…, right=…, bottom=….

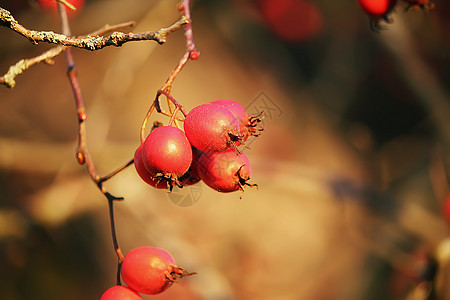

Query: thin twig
left=0, top=21, right=136, bottom=88
left=0, top=7, right=187, bottom=50
left=56, top=3, right=126, bottom=280
left=140, top=0, right=197, bottom=135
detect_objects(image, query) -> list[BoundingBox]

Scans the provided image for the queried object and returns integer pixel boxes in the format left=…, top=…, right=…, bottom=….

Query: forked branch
left=0, top=21, right=136, bottom=88
left=0, top=6, right=187, bottom=50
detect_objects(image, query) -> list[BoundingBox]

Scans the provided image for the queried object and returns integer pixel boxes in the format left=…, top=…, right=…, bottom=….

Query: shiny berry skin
left=121, top=246, right=187, bottom=295
left=141, top=126, right=192, bottom=178
left=184, top=103, right=241, bottom=152
left=357, top=0, right=397, bottom=18
left=197, top=148, right=254, bottom=193
left=134, top=145, right=168, bottom=189
left=100, top=285, right=143, bottom=300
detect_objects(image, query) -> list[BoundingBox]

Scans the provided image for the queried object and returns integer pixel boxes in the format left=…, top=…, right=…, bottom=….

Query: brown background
left=0, top=0, right=449, bottom=299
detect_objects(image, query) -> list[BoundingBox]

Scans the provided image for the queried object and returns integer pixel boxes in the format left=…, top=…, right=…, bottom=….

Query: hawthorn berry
left=100, top=285, right=142, bottom=300
left=210, top=99, right=263, bottom=143
left=184, top=103, right=242, bottom=152
left=357, top=0, right=397, bottom=30
left=197, top=148, right=256, bottom=193
left=179, top=146, right=203, bottom=186
left=121, top=246, right=192, bottom=295
left=134, top=145, right=169, bottom=189
left=357, top=0, right=398, bottom=18
left=260, top=0, right=323, bottom=42
left=141, top=126, right=192, bottom=187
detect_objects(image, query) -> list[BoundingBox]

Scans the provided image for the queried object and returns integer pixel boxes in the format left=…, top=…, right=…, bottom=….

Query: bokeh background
left=0, top=0, right=449, bottom=299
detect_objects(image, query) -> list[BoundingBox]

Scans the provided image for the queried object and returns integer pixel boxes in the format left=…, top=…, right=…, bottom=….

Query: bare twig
left=0, top=46, right=64, bottom=88
left=0, top=21, right=136, bottom=88
left=55, top=3, right=128, bottom=278
left=141, top=0, right=198, bottom=136
left=0, top=6, right=187, bottom=50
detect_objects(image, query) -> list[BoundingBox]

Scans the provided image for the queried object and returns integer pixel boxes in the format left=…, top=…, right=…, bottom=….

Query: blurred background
left=0, top=0, right=449, bottom=299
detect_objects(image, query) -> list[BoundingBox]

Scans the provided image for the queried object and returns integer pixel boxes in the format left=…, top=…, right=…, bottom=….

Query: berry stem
left=140, top=0, right=197, bottom=135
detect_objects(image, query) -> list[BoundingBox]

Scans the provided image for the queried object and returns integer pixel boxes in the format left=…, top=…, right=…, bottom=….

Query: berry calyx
left=134, top=145, right=169, bottom=189
left=210, top=99, right=263, bottom=143
left=141, top=126, right=192, bottom=189
left=121, top=246, right=193, bottom=295
left=184, top=103, right=242, bottom=153
left=357, top=0, right=398, bottom=18
left=197, top=148, right=257, bottom=194
left=401, top=0, right=435, bottom=10
left=357, top=0, right=397, bottom=30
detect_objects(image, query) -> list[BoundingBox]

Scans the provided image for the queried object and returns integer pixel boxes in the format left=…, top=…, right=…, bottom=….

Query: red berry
left=141, top=126, right=192, bottom=180
left=260, top=0, right=323, bottom=42
left=210, top=99, right=263, bottom=143
left=179, top=146, right=203, bottom=186
left=189, top=50, right=200, bottom=60
left=184, top=103, right=242, bottom=153
left=121, top=246, right=190, bottom=295
left=100, top=285, right=142, bottom=300
left=197, top=148, right=255, bottom=193
left=357, top=0, right=397, bottom=18
left=134, top=145, right=169, bottom=189
left=36, top=0, right=85, bottom=16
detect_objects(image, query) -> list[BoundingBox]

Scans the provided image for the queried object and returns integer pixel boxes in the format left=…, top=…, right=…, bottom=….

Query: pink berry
left=141, top=126, right=192, bottom=180
left=100, top=285, right=142, bottom=300
left=197, top=148, right=255, bottom=193
left=121, top=246, right=191, bottom=295
left=184, top=103, right=241, bottom=153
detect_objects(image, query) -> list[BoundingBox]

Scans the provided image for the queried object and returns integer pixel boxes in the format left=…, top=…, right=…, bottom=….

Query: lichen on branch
left=0, top=7, right=187, bottom=50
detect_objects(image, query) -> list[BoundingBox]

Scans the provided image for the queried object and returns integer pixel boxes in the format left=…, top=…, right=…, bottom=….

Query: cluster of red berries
left=134, top=99, right=262, bottom=194
left=357, top=0, right=435, bottom=29
left=100, top=246, right=192, bottom=299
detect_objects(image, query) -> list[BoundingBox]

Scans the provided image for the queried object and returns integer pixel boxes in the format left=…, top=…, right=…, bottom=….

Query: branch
left=0, top=7, right=187, bottom=50
left=0, top=21, right=136, bottom=88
